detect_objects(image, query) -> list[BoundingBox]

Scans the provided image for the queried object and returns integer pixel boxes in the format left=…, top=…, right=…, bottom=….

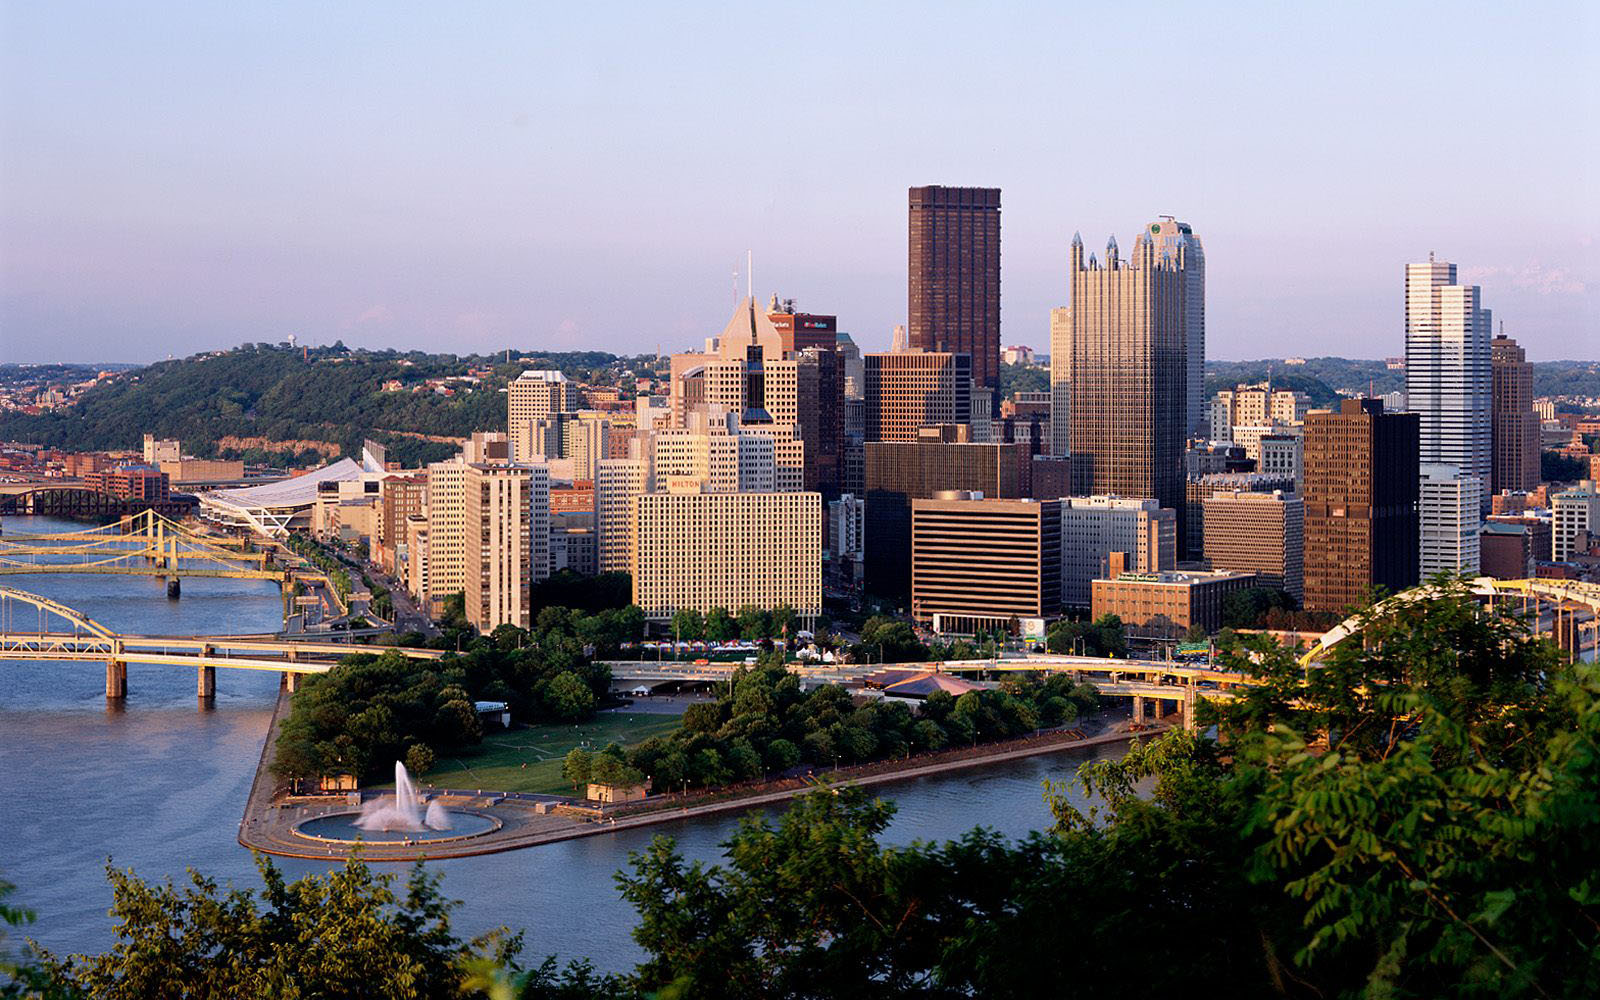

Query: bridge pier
left=198, top=665, right=215, bottom=700
left=1132, top=695, right=1146, bottom=726
left=167, top=578, right=181, bottom=599
left=105, top=661, right=127, bottom=700
left=285, top=671, right=305, bottom=693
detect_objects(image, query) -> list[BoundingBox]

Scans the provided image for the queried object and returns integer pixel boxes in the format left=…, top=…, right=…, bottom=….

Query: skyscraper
left=1303, top=399, right=1420, bottom=612
left=1064, top=229, right=1188, bottom=530
left=862, top=351, right=972, bottom=442
left=1145, top=218, right=1206, bottom=436
left=1406, top=256, right=1492, bottom=510
left=1491, top=333, right=1539, bottom=493
left=908, top=185, right=1000, bottom=408
left=1048, top=306, right=1071, bottom=456
left=508, top=370, right=578, bottom=462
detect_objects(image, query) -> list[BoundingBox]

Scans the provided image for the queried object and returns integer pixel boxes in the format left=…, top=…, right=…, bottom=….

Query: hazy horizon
left=3, top=3, right=1596, bottom=365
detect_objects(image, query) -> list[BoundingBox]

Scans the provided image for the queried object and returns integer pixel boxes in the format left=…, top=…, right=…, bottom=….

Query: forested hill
left=0, top=343, right=637, bottom=467
left=1206, top=357, right=1599, bottom=407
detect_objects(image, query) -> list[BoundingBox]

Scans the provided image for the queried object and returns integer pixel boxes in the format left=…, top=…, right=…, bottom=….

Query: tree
left=403, top=742, right=436, bottom=777
left=561, top=748, right=593, bottom=790
left=36, top=857, right=519, bottom=999
left=705, top=607, right=738, bottom=641
left=737, top=605, right=771, bottom=641
left=544, top=672, right=596, bottom=721
left=671, top=608, right=705, bottom=641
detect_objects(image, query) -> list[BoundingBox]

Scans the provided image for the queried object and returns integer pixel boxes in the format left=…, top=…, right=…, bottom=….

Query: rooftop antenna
left=746, top=249, right=753, bottom=301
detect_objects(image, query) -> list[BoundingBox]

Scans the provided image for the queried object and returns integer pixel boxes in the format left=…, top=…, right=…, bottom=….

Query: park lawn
left=408, top=713, right=683, bottom=795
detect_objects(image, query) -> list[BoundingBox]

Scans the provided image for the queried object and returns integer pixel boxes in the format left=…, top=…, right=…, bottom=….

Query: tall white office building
left=1418, top=464, right=1481, bottom=577
left=1406, top=256, right=1492, bottom=512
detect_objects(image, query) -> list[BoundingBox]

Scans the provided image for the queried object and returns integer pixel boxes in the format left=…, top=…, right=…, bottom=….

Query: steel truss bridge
left=0, top=509, right=283, bottom=582
left=0, top=482, right=194, bottom=518
left=0, top=586, right=444, bottom=699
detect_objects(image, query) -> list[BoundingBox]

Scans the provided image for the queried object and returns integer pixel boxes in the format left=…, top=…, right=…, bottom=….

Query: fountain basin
left=295, top=809, right=501, bottom=845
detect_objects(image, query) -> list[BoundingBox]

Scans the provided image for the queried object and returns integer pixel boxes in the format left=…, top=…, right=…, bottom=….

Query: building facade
left=632, top=487, right=822, bottom=621
left=911, top=495, right=1061, bottom=633
left=908, top=185, right=1001, bottom=406
left=863, top=351, right=972, bottom=442
left=509, top=370, right=579, bottom=462
left=1491, top=333, right=1539, bottom=494
left=1060, top=495, right=1176, bottom=607
left=1091, top=569, right=1257, bottom=639
left=1203, top=490, right=1304, bottom=601
left=1303, top=399, right=1420, bottom=612
left=1419, top=464, right=1482, bottom=577
left=1145, top=218, right=1207, bottom=436
left=1063, top=230, right=1188, bottom=542
left=462, top=463, right=550, bottom=631
left=1406, top=256, right=1492, bottom=511
left=1553, top=482, right=1600, bottom=563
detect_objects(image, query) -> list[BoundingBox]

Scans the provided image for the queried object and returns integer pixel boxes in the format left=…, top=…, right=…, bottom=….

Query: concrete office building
left=595, top=458, right=649, bottom=575
left=1480, top=521, right=1539, bottom=579
left=1553, top=482, right=1600, bottom=562
left=1406, top=256, right=1492, bottom=511
left=509, top=371, right=579, bottom=462
left=1062, top=229, right=1188, bottom=540
left=462, top=462, right=549, bottom=631
left=1258, top=434, right=1304, bottom=490
left=911, top=495, right=1061, bottom=633
left=1491, top=333, right=1540, bottom=493
left=1184, top=472, right=1296, bottom=561
left=908, top=185, right=1001, bottom=406
left=423, top=458, right=470, bottom=603
left=1091, top=569, right=1257, bottom=639
left=1303, top=399, right=1420, bottom=612
left=402, top=514, right=429, bottom=602
left=632, top=486, right=821, bottom=622
left=1203, top=490, right=1304, bottom=601
left=863, top=351, right=973, bottom=442
left=862, top=436, right=1032, bottom=601
left=1060, top=495, right=1176, bottom=607
left=1145, top=218, right=1207, bottom=436
left=1419, top=464, right=1482, bottom=576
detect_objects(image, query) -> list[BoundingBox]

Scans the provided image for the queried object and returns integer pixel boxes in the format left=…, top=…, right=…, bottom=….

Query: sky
left=1, top=1, right=1596, bottom=364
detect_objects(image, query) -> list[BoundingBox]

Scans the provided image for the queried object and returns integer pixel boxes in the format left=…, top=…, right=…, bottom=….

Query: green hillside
left=0, top=343, right=638, bottom=467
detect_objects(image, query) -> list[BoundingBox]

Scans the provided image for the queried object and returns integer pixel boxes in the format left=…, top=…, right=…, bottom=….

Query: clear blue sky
left=2, top=1, right=1595, bottom=363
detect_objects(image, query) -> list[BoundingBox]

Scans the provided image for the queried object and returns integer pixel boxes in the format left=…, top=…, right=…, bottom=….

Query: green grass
left=405, top=714, right=683, bottom=795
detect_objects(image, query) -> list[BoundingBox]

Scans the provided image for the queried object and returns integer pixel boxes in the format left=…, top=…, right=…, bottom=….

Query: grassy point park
left=384, top=712, right=684, bottom=796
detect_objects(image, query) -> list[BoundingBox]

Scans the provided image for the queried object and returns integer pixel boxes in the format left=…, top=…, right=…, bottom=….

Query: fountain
left=293, top=760, right=500, bottom=846
left=355, top=761, right=452, bottom=832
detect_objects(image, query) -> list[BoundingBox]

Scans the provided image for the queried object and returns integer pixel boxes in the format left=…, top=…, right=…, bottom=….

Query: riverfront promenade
left=239, top=712, right=1163, bottom=862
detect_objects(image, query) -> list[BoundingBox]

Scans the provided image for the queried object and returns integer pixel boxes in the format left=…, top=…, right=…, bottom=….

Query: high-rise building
left=1491, top=333, right=1539, bottom=494
left=651, top=411, right=803, bottom=494
left=1064, top=229, right=1188, bottom=543
left=509, top=371, right=579, bottom=462
left=862, top=437, right=1032, bottom=601
left=908, top=185, right=1001, bottom=407
left=1419, top=464, right=1482, bottom=577
left=1048, top=306, right=1072, bottom=456
left=1203, top=490, right=1304, bottom=601
left=863, top=351, right=972, bottom=442
left=1303, top=399, right=1420, bottom=612
left=1553, top=482, right=1600, bottom=562
left=1258, top=434, right=1304, bottom=491
left=1144, top=218, right=1206, bottom=436
left=595, top=458, right=648, bottom=575
left=1406, top=256, right=1492, bottom=511
left=462, top=463, right=550, bottom=631
left=1092, top=569, right=1257, bottom=639
left=911, top=495, right=1061, bottom=632
left=1059, top=495, right=1176, bottom=607
left=424, top=458, right=470, bottom=603
left=632, top=486, right=821, bottom=622
left=766, top=296, right=838, bottom=354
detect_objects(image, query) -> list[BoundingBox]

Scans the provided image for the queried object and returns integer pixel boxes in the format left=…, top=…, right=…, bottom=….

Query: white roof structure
left=197, top=458, right=365, bottom=537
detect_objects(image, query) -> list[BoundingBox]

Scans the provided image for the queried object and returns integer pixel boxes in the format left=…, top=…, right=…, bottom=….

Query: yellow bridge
left=0, top=586, right=443, bottom=700
left=0, top=509, right=282, bottom=583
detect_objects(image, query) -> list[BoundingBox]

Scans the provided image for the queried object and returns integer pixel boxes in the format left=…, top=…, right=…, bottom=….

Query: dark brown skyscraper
left=1303, top=399, right=1420, bottom=612
left=908, top=185, right=1000, bottom=408
left=1491, top=333, right=1539, bottom=493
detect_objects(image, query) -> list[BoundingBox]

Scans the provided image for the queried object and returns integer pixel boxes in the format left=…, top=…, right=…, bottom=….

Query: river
left=0, top=514, right=1129, bottom=971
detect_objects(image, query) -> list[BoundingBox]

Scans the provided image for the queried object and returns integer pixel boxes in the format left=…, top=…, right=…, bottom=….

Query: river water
left=0, top=514, right=1128, bottom=971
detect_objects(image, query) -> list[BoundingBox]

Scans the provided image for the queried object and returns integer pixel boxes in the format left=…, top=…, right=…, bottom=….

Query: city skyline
left=3, top=4, right=1596, bottom=364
